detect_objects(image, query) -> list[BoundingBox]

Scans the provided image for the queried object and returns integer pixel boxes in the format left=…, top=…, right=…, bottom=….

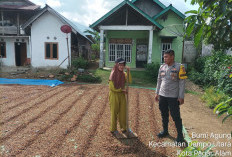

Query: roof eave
left=22, top=5, right=92, bottom=43
left=90, top=1, right=127, bottom=29
left=128, top=1, right=163, bottom=29
left=90, top=1, right=163, bottom=30
left=132, top=0, right=166, bottom=9
left=153, top=5, right=185, bottom=20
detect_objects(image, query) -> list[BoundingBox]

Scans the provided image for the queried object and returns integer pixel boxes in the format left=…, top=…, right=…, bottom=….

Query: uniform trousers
left=158, top=95, right=183, bottom=136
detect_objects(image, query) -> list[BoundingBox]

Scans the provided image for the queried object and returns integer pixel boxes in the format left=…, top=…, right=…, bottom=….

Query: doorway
left=136, top=44, right=148, bottom=68
left=15, top=42, right=27, bottom=66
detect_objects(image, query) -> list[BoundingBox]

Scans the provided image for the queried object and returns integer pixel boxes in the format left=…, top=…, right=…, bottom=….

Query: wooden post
left=182, top=39, right=185, bottom=64
left=66, top=33, right=70, bottom=68
left=1, top=11, right=4, bottom=35
left=17, top=13, right=20, bottom=35
left=126, top=68, right=129, bottom=131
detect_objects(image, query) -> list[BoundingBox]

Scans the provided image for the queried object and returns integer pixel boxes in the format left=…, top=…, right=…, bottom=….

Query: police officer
left=155, top=49, right=186, bottom=143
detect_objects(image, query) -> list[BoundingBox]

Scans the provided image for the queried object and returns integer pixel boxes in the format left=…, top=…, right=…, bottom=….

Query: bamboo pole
left=126, top=68, right=129, bottom=131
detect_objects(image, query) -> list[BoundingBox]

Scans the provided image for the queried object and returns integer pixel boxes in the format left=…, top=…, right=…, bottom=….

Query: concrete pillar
left=148, top=29, right=153, bottom=63
left=99, top=29, right=104, bottom=68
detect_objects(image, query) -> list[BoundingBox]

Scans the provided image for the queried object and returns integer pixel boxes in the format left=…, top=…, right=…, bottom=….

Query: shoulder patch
left=179, top=64, right=187, bottom=79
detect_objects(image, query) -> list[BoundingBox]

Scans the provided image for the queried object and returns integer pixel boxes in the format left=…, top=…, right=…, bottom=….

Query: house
left=0, top=0, right=40, bottom=67
left=90, top=0, right=186, bottom=68
left=0, top=0, right=93, bottom=69
left=22, top=4, right=93, bottom=69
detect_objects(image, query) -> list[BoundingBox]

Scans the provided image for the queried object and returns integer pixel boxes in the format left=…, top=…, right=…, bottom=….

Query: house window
left=0, top=42, right=6, bottom=58
left=161, top=43, right=172, bottom=63
left=45, top=42, right=58, bottom=59
left=109, top=43, right=132, bottom=63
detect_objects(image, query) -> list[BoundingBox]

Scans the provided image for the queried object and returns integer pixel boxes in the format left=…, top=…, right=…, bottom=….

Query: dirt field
left=0, top=84, right=179, bottom=157
left=0, top=83, right=231, bottom=157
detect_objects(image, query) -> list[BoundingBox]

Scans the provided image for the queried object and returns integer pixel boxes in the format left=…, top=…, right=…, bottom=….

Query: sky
left=30, top=0, right=199, bottom=27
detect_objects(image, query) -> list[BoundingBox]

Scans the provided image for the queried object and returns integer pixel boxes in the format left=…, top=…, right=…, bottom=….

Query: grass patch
left=88, top=69, right=111, bottom=84
left=130, top=71, right=156, bottom=88
left=185, top=90, right=200, bottom=95
left=201, top=86, right=230, bottom=109
left=88, top=68, right=156, bottom=88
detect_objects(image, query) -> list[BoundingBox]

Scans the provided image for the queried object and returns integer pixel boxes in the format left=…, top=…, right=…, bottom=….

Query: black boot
left=157, top=131, right=169, bottom=138
left=175, top=120, right=185, bottom=144
left=157, top=120, right=169, bottom=138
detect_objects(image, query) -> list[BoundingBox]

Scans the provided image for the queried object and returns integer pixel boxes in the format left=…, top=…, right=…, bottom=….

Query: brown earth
left=182, top=80, right=232, bottom=156
left=0, top=81, right=231, bottom=157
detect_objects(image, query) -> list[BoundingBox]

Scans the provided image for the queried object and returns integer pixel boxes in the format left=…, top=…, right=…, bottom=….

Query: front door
left=15, top=42, right=27, bottom=66
left=136, top=44, right=147, bottom=68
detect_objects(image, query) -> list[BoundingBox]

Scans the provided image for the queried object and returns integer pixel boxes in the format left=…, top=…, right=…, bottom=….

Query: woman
left=109, top=58, right=132, bottom=138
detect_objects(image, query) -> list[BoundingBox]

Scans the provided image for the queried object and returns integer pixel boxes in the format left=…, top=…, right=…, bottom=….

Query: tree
left=84, top=30, right=100, bottom=58
left=185, top=0, right=232, bottom=50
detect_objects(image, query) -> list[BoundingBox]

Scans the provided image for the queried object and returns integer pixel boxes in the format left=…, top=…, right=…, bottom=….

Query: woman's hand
left=125, top=66, right=130, bottom=72
left=122, top=89, right=128, bottom=94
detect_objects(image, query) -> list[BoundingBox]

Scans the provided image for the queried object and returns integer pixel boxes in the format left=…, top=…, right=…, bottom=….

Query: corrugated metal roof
left=22, top=5, right=93, bottom=43
left=0, top=5, right=40, bottom=10
left=0, top=0, right=40, bottom=10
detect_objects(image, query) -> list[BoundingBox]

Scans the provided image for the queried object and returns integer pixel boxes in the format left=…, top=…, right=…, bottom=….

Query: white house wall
left=31, top=12, right=71, bottom=69
left=1, top=37, right=30, bottom=66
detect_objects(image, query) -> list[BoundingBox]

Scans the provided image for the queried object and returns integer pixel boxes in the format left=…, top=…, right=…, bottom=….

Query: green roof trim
left=153, top=4, right=185, bottom=20
left=132, top=0, right=166, bottom=9
left=90, top=0, right=163, bottom=30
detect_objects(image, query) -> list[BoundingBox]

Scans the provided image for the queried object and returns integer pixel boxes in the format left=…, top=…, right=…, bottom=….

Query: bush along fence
left=188, top=51, right=232, bottom=123
left=56, top=57, right=102, bottom=83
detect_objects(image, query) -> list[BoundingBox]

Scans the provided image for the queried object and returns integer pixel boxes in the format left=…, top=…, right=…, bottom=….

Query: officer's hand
left=155, top=94, right=159, bottom=102
left=178, top=98, right=184, bottom=105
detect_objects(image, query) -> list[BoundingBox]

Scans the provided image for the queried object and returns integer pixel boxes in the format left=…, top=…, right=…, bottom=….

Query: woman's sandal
left=122, top=129, right=138, bottom=138
left=111, top=131, right=126, bottom=139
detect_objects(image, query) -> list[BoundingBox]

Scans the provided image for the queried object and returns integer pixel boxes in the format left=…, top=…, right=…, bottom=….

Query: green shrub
left=58, top=74, right=72, bottom=81
left=145, top=63, right=160, bottom=82
left=189, top=51, right=232, bottom=96
left=214, top=97, right=232, bottom=123
left=57, top=68, right=67, bottom=74
left=90, top=54, right=96, bottom=61
left=201, top=86, right=229, bottom=109
left=194, top=56, right=208, bottom=73
left=203, top=51, right=232, bottom=86
left=77, top=74, right=102, bottom=83
left=188, top=70, right=206, bottom=86
left=71, top=57, right=89, bottom=69
left=217, top=66, right=232, bottom=95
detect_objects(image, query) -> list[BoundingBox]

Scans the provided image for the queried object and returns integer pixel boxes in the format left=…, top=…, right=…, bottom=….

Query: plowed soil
left=0, top=83, right=231, bottom=157
left=0, top=84, right=180, bottom=157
